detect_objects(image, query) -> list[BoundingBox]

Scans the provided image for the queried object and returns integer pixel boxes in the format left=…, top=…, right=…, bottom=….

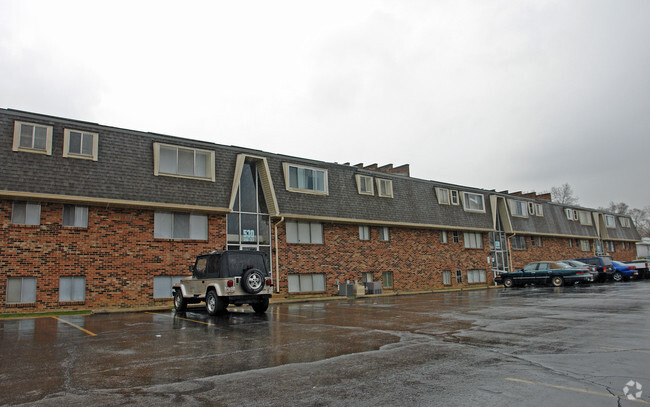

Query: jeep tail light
left=227, top=280, right=234, bottom=287
left=266, top=278, right=273, bottom=287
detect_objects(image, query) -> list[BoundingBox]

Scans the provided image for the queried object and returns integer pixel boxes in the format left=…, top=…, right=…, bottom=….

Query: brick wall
left=0, top=200, right=225, bottom=314
left=274, top=223, right=493, bottom=296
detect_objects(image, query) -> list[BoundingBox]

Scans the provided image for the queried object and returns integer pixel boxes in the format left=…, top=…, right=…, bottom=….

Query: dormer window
left=356, top=174, right=374, bottom=195
left=12, top=121, right=53, bottom=155
left=436, top=188, right=450, bottom=205
left=64, top=129, right=99, bottom=161
left=154, top=143, right=215, bottom=181
left=462, top=192, right=485, bottom=213
left=283, top=163, right=328, bottom=195
left=376, top=179, right=393, bottom=198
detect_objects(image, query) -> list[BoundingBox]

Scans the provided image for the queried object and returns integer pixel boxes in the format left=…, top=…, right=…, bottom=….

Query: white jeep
left=173, top=250, right=273, bottom=315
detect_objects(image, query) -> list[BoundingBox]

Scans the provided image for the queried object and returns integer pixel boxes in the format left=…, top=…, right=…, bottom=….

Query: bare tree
left=551, top=183, right=579, bottom=205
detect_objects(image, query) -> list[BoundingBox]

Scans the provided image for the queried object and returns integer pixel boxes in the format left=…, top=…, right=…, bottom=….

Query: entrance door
left=490, top=212, right=510, bottom=277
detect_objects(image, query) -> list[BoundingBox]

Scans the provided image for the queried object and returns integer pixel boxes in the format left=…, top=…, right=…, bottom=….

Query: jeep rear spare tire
left=241, top=268, right=265, bottom=294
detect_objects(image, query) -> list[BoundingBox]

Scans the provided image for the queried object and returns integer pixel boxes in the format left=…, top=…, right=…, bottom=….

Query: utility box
left=353, top=284, right=365, bottom=297
left=364, top=282, right=382, bottom=294
left=337, top=283, right=355, bottom=297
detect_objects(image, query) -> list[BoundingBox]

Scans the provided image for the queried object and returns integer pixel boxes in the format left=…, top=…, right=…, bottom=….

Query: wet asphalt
left=1, top=281, right=649, bottom=406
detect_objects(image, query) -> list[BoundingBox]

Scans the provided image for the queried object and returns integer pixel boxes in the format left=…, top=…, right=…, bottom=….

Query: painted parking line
left=51, top=316, right=96, bottom=336
left=505, top=378, right=648, bottom=404
left=146, top=312, right=216, bottom=326
left=601, top=346, right=650, bottom=354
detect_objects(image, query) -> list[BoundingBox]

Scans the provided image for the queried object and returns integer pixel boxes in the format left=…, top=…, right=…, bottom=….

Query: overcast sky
left=1, top=0, right=649, bottom=210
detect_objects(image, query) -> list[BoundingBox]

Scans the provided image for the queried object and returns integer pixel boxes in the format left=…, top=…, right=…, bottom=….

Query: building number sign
left=243, top=229, right=256, bottom=242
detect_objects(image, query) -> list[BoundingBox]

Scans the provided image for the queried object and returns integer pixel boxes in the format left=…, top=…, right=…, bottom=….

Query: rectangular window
left=605, top=241, right=615, bottom=252
left=510, top=200, right=528, bottom=217
left=464, top=232, right=483, bottom=249
left=379, top=227, right=390, bottom=241
left=604, top=215, right=616, bottom=228
left=63, top=205, right=88, bottom=228
left=286, top=221, right=323, bottom=244
left=455, top=270, right=463, bottom=284
left=467, top=270, right=486, bottom=284
left=59, top=277, right=86, bottom=302
left=440, top=231, right=448, bottom=244
left=619, top=217, right=631, bottom=228
left=436, top=188, right=450, bottom=205
left=622, top=242, right=628, bottom=250
left=12, top=201, right=41, bottom=225
left=12, top=121, right=53, bottom=155
left=376, top=179, right=393, bottom=198
left=565, top=208, right=573, bottom=220
left=356, top=175, right=374, bottom=195
left=535, top=204, right=544, bottom=216
left=579, top=211, right=592, bottom=225
left=63, top=129, right=99, bottom=161
left=361, top=272, right=373, bottom=283
left=442, top=270, right=452, bottom=285
left=511, top=236, right=526, bottom=250
left=6, top=277, right=37, bottom=304
left=450, top=190, right=459, bottom=205
left=288, top=273, right=326, bottom=293
left=527, top=202, right=535, bottom=215
left=382, top=271, right=394, bottom=288
left=568, top=238, right=573, bottom=248
left=452, top=231, right=459, bottom=243
left=154, top=143, right=215, bottom=181
left=284, top=163, right=328, bottom=194
left=462, top=192, right=485, bottom=212
left=154, top=212, right=208, bottom=240
left=580, top=239, right=590, bottom=251
left=359, top=225, right=370, bottom=241
left=153, top=276, right=186, bottom=298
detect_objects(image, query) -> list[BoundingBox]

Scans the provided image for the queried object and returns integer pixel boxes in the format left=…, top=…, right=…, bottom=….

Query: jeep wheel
left=252, top=298, right=269, bottom=314
left=241, top=268, right=265, bottom=294
left=173, top=290, right=186, bottom=312
left=613, top=271, right=623, bottom=282
left=551, top=276, right=564, bottom=287
left=503, top=278, right=514, bottom=288
left=206, top=290, right=226, bottom=316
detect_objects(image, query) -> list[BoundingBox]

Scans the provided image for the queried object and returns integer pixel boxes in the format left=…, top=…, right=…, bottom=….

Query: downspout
left=274, top=217, right=285, bottom=294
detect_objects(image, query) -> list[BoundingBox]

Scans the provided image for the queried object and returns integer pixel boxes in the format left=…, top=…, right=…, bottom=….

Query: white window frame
left=63, top=129, right=99, bottom=161
left=355, top=175, right=374, bottom=195
left=578, top=211, right=592, bottom=226
left=450, top=190, right=459, bottom=205
left=288, top=273, right=326, bottom=293
left=530, top=236, right=542, bottom=247
left=6, top=277, right=37, bottom=304
left=59, top=276, right=86, bottom=302
left=359, top=225, right=370, bottom=241
left=467, top=269, right=487, bottom=284
left=604, top=215, right=616, bottom=228
left=12, top=121, right=53, bottom=155
left=283, top=163, right=328, bottom=195
left=535, top=204, right=544, bottom=217
left=510, top=200, right=528, bottom=218
left=619, top=217, right=631, bottom=228
left=440, top=231, right=448, bottom=244
left=382, top=271, right=394, bottom=288
left=63, top=205, right=88, bottom=228
left=154, top=212, right=208, bottom=240
left=580, top=239, right=590, bottom=252
left=527, top=202, right=535, bottom=215
left=286, top=221, right=324, bottom=244
left=379, top=226, right=390, bottom=241
left=464, top=232, right=483, bottom=249
left=153, top=142, right=215, bottom=181
left=605, top=241, right=615, bottom=252
left=436, top=188, right=450, bottom=205
left=565, top=208, right=573, bottom=220
left=12, top=201, right=41, bottom=225
left=511, top=235, right=526, bottom=250
left=442, top=270, right=452, bottom=285
left=455, top=270, right=463, bottom=284
left=462, top=192, right=485, bottom=213
left=376, top=178, right=394, bottom=198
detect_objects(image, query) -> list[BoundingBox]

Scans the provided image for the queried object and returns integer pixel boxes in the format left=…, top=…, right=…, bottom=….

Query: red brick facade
left=0, top=199, right=640, bottom=314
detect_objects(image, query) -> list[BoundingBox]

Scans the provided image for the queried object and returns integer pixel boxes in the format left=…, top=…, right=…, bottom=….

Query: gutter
left=274, top=217, right=285, bottom=294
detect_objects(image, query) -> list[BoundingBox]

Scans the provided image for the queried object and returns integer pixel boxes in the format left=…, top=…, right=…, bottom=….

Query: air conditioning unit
left=337, top=283, right=355, bottom=297
left=364, top=282, right=382, bottom=294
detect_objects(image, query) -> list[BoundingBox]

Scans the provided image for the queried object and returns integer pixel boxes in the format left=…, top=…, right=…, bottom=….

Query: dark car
left=572, top=256, right=615, bottom=282
left=495, top=261, right=593, bottom=288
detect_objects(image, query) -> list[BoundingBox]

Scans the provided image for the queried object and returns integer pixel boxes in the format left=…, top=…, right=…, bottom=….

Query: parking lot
left=1, top=281, right=649, bottom=406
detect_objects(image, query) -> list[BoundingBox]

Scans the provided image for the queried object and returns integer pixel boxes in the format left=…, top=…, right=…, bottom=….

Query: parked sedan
left=611, top=261, right=639, bottom=282
left=561, top=259, right=599, bottom=281
left=495, top=261, right=593, bottom=288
